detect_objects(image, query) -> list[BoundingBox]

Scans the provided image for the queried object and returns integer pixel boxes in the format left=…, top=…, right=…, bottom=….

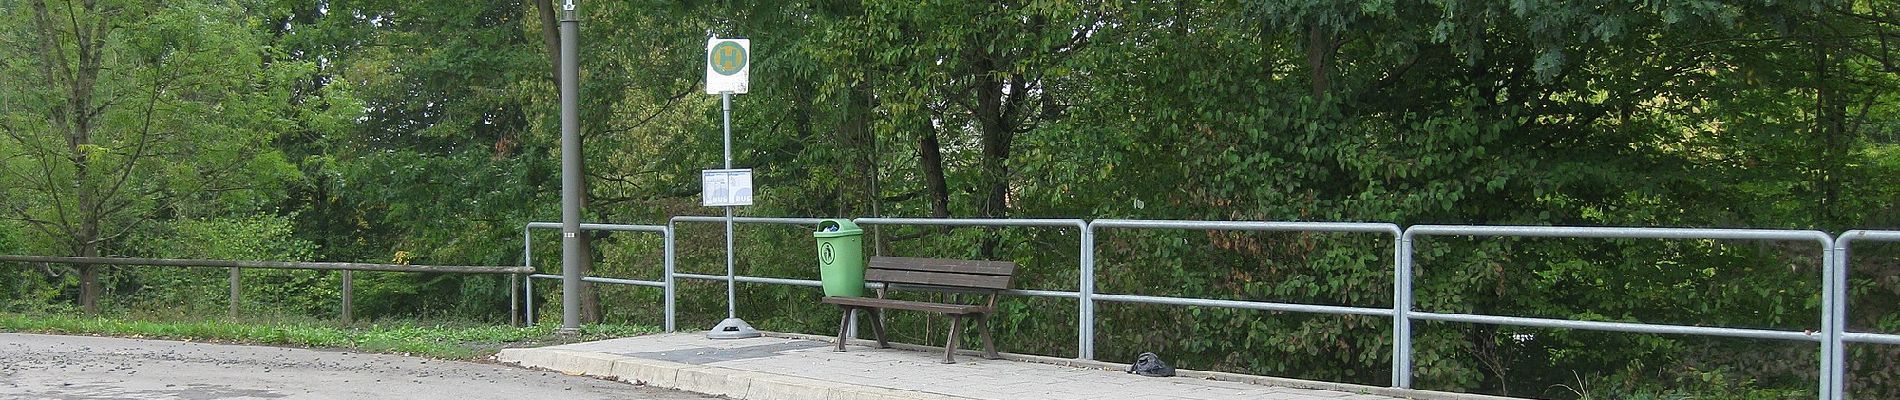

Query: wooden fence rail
left=0, top=255, right=530, bottom=324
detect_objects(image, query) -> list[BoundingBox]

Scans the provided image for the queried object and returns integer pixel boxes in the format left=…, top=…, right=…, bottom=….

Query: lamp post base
left=707, top=317, right=761, bottom=339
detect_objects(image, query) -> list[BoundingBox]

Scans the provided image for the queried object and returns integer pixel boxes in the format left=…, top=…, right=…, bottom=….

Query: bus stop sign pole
left=705, top=37, right=758, bottom=339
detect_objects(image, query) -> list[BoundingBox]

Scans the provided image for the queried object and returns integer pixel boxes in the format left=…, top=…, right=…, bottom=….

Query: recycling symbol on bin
left=820, top=242, right=835, bottom=265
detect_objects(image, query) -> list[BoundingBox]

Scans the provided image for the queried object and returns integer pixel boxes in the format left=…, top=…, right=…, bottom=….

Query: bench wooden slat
left=823, top=296, right=992, bottom=315
left=869, top=256, right=1016, bottom=276
left=865, top=268, right=1011, bottom=290
left=831, top=256, right=1015, bottom=363
left=883, top=283, right=997, bottom=296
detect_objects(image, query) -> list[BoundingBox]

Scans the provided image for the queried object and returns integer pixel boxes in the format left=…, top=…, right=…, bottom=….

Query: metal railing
left=519, top=218, right=1895, bottom=400
left=851, top=218, right=1094, bottom=357
left=1833, top=230, right=1900, bottom=399
left=1090, top=220, right=1403, bottom=382
left=521, top=222, right=670, bottom=330
left=1400, top=226, right=1836, bottom=395
left=12, top=217, right=1889, bottom=399
left=1838, top=230, right=1900, bottom=346
left=670, top=216, right=829, bottom=331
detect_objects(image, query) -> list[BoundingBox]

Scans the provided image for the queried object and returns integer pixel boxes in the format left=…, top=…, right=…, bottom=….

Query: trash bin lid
left=814, top=219, right=863, bottom=237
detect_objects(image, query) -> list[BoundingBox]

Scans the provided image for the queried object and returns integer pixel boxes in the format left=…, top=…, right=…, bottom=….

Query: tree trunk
left=75, top=149, right=99, bottom=314
left=1306, top=22, right=1334, bottom=98
left=33, top=0, right=110, bottom=314
left=848, top=81, right=876, bottom=217
left=973, top=53, right=1012, bottom=258
left=76, top=159, right=100, bottom=314
left=917, top=118, right=951, bottom=219
left=78, top=265, right=99, bottom=313
left=535, top=0, right=561, bottom=85
left=581, top=231, right=601, bottom=323
left=847, top=81, right=888, bottom=255
left=1814, top=32, right=1845, bottom=229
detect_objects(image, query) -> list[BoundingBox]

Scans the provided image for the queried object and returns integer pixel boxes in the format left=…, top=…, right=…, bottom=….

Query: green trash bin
left=814, top=219, right=866, bottom=297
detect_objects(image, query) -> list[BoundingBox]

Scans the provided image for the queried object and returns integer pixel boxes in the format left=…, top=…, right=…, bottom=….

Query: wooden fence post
left=341, top=270, right=353, bottom=324
left=228, top=267, right=240, bottom=318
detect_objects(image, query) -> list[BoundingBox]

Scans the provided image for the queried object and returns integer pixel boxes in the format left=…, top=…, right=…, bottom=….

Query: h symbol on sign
left=715, top=47, right=741, bottom=71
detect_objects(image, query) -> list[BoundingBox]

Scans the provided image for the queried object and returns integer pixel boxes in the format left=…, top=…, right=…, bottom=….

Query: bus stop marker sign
left=705, top=38, right=749, bottom=94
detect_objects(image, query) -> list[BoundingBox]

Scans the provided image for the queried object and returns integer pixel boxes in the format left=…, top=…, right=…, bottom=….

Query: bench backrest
left=865, top=256, right=1016, bottom=292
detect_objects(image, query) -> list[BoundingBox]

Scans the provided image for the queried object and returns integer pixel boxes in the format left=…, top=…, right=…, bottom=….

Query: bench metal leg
left=869, top=308, right=889, bottom=349
left=835, top=307, right=851, bottom=352
left=942, top=314, right=963, bottom=364
left=976, top=313, right=998, bottom=359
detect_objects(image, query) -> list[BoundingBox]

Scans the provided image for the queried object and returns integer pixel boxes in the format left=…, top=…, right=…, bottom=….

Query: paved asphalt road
left=0, top=333, right=721, bottom=400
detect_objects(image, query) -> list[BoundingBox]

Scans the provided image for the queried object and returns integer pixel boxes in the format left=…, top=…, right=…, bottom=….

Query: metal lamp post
left=557, top=0, right=586, bottom=334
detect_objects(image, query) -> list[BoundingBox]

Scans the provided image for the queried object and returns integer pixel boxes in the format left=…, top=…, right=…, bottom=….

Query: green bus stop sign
left=709, top=41, right=747, bottom=76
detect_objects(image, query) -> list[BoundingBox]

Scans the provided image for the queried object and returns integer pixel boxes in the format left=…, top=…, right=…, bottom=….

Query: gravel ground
left=0, top=333, right=721, bottom=400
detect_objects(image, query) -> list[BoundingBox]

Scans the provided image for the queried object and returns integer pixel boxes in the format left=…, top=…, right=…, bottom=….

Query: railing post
left=1080, top=221, right=1095, bottom=360
left=1824, top=236, right=1848, bottom=400
left=664, top=223, right=677, bottom=332
left=1393, top=232, right=1414, bottom=389
left=341, top=270, right=354, bottom=324
left=521, top=225, right=532, bottom=327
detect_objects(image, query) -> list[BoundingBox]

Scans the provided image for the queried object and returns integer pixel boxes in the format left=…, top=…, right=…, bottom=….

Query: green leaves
left=4, top=0, right=1897, bottom=396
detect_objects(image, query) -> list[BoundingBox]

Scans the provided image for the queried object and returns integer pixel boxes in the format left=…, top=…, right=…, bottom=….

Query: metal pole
left=725, top=205, right=735, bottom=318
left=1825, top=238, right=1848, bottom=400
left=706, top=91, right=759, bottom=339
left=527, top=276, right=536, bottom=326
left=724, top=92, right=735, bottom=320
left=1393, top=233, right=1414, bottom=389
left=664, top=223, right=677, bottom=332
left=1820, top=241, right=1835, bottom=400
left=518, top=225, right=530, bottom=327
left=1079, top=221, right=1095, bottom=360
left=557, top=0, right=584, bottom=334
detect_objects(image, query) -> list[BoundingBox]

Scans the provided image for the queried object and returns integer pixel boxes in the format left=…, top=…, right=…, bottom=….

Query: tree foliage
left=2, top=0, right=1897, bottom=398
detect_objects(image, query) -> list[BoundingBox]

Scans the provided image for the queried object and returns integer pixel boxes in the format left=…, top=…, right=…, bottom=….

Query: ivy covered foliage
left=3, top=0, right=1898, bottom=398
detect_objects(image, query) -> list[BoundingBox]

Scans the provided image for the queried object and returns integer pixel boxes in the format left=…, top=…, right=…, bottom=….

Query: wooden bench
left=820, top=256, right=1017, bottom=363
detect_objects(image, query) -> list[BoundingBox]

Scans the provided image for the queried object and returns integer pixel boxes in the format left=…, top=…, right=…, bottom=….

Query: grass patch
left=0, top=313, right=657, bottom=360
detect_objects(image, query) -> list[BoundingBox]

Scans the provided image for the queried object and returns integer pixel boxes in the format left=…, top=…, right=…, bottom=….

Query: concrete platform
left=496, top=332, right=1514, bottom=400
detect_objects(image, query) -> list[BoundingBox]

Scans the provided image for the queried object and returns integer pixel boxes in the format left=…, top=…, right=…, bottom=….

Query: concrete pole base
left=707, top=318, right=761, bottom=339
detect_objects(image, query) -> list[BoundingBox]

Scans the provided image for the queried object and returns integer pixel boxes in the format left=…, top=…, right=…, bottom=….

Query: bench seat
left=826, top=256, right=1017, bottom=363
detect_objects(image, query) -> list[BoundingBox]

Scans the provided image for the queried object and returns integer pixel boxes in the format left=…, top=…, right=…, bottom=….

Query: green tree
left=0, top=0, right=305, bottom=313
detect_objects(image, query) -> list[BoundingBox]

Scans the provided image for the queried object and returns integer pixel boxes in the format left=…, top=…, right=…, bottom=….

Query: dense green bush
left=5, top=0, right=1897, bottom=399
left=118, top=216, right=325, bottom=316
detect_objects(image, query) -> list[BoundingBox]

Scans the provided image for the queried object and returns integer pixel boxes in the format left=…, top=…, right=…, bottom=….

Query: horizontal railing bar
left=1095, top=293, right=1394, bottom=316
left=1409, top=225, right=1832, bottom=243
left=1843, top=332, right=1900, bottom=346
left=676, top=272, right=823, bottom=287
left=1007, top=289, right=1082, bottom=299
left=671, top=216, right=827, bottom=225
left=0, top=255, right=531, bottom=274
left=528, top=274, right=664, bottom=288
left=1839, top=230, right=1900, bottom=242
left=854, top=217, right=1085, bottom=228
left=672, top=272, right=1082, bottom=299
left=1412, top=311, right=1820, bottom=341
left=1095, top=220, right=1401, bottom=235
left=527, top=222, right=666, bottom=233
